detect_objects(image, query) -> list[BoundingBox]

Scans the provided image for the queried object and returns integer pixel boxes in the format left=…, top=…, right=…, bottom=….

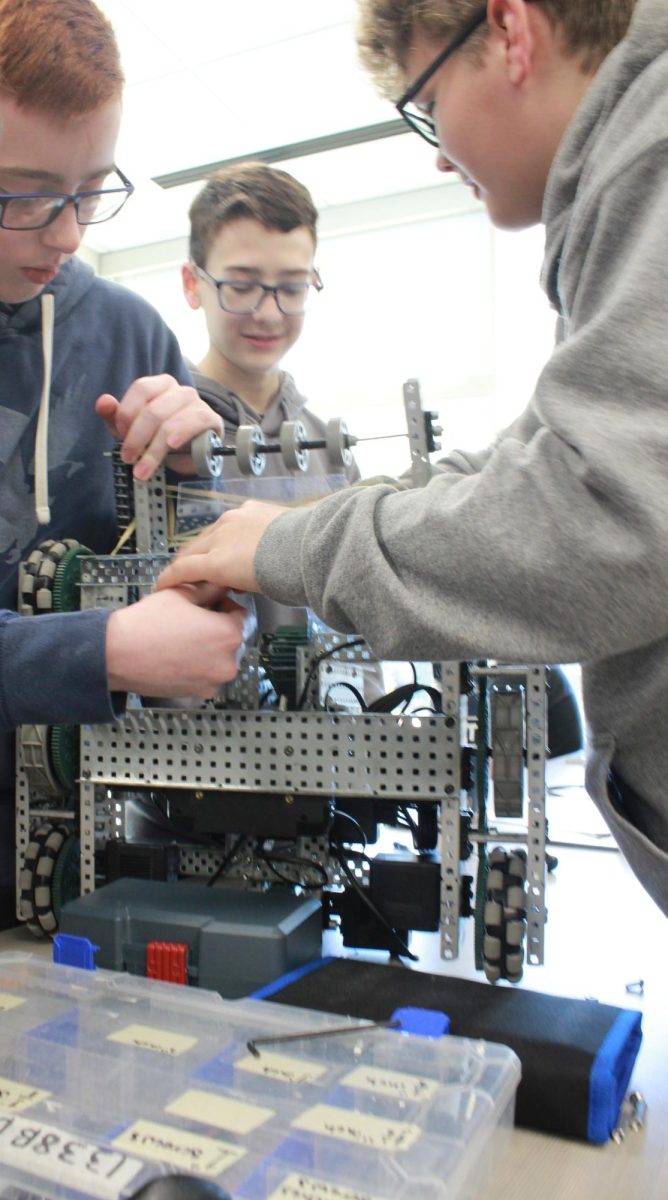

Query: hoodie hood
left=0, top=256, right=96, bottom=336
left=187, top=365, right=309, bottom=438
left=541, top=0, right=668, bottom=310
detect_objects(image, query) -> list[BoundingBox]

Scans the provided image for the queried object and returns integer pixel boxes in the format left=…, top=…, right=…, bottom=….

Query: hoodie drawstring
left=35, top=291, right=54, bottom=525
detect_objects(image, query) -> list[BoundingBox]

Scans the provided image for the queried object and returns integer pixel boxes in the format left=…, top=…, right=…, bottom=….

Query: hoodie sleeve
left=255, top=144, right=668, bottom=666
left=0, top=608, right=123, bottom=732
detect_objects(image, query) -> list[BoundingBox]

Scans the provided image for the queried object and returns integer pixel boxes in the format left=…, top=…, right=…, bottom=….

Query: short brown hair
left=188, top=162, right=318, bottom=267
left=357, top=0, right=637, bottom=99
left=0, top=0, right=123, bottom=116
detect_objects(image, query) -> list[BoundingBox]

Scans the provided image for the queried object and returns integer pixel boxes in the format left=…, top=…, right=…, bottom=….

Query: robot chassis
left=16, top=381, right=549, bottom=984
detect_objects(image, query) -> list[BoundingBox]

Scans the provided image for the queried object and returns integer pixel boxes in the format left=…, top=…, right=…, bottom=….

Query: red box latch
left=146, top=940, right=188, bottom=985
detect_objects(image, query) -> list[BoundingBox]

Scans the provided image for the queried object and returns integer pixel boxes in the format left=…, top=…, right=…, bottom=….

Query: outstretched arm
left=155, top=501, right=289, bottom=595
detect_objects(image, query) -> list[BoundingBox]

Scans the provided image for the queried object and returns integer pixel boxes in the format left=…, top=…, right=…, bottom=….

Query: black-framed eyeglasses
left=193, top=264, right=324, bottom=316
left=396, top=5, right=488, bottom=146
left=0, top=167, right=135, bottom=230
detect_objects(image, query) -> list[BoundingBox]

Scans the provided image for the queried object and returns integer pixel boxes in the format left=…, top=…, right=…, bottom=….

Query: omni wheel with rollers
left=482, top=847, right=528, bottom=983
left=279, top=420, right=309, bottom=472
left=19, top=822, right=70, bottom=937
left=37, top=832, right=80, bottom=935
left=19, top=538, right=92, bottom=615
left=236, top=424, right=266, bottom=476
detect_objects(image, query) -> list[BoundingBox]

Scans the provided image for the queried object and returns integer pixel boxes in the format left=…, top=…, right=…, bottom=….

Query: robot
left=15, top=381, right=549, bottom=984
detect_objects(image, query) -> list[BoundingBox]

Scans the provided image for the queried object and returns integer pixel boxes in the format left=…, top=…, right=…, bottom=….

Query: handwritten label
left=236, top=1051, right=326, bottom=1086
left=0, top=993, right=25, bottom=1012
left=166, top=1088, right=274, bottom=1135
left=0, top=1113, right=143, bottom=1200
left=106, top=1023, right=197, bottom=1057
left=268, top=1172, right=379, bottom=1200
left=0, top=1077, right=51, bottom=1112
left=112, top=1119, right=246, bottom=1176
left=291, top=1104, right=420, bottom=1153
left=340, top=1065, right=437, bottom=1103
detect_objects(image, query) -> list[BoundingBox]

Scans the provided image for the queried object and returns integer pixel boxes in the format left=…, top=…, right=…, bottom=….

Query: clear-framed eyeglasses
left=396, top=5, right=488, bottom=146
left=193, top=264, right=323, bottom=316
left=0, top=167, right=135, bottom=230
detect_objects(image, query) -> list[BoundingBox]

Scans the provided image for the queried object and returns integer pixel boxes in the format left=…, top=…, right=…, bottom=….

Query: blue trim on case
left=588, top=1009, right=643, bottom=1143
left=250, top=955, right=333, bottom=999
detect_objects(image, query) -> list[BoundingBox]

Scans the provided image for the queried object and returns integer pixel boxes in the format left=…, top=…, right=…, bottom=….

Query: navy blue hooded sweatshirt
left=0, top=256, right=190, bottom=811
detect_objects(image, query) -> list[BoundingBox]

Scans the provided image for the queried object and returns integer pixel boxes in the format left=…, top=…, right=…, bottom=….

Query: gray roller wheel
left=236, top=424, right=266, bottom=476
left=279, top=420, right=309, bottom=472
left=482, top=847, right=528, bottom=984
left=19, top=822, right=68, bottom=937
left=32, top=824, right=70, bottom=935
left=325, top=417, right=354, bottom=468
left=190, top=430, right=223, bottom=479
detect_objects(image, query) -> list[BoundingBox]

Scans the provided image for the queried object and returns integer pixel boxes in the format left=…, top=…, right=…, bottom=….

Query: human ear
left=182, top=262, right=202, bottom=310
left=488, top=0, right=533, bottom=86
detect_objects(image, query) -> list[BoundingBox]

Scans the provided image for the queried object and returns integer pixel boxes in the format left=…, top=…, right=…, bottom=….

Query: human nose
left=436, top=152, right=456, bottom=174
left=40, top=201, right=83, bottom=255
left=252, top=287, right=283, bottom=317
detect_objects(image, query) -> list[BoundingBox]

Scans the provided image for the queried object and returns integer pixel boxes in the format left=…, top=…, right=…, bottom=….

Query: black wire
left=295, top=637, right=366, bottom=710
left=255, top=850, right=329, bottom=889
left=332, top=844, right=418, bottom=962
left=399, top=805, right=418, bottom=836
left=324, top=682, right=368, bottom=712
left=206, top=832, right=248, bottom=888
left=367, top=683, right=443, bottom=714
left=333, top=808, right=368, bottom=849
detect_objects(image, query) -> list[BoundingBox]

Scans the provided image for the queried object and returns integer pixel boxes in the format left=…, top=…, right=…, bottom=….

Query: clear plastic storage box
left=0, top=953, right=520, bottom=1200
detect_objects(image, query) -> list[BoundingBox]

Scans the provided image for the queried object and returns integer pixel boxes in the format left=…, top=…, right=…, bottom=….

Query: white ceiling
left=89, top=0, right=455, bottom=255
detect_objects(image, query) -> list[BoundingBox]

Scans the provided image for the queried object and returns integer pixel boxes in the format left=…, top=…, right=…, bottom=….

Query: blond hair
left=357, top=0, right=637, bottom=99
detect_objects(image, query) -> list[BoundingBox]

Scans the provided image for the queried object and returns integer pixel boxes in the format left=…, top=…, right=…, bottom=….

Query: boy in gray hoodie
left=182, top=162, right=359, bottom=634
left=159, top=0, right=668, bottom=917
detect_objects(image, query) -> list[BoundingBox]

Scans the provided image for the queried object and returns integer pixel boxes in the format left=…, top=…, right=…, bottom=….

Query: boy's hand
left=156, top=501, right=287, bottom=594
left=95, top=374, right=222, bottom=479
left=105, top=585, right=251, bottom=697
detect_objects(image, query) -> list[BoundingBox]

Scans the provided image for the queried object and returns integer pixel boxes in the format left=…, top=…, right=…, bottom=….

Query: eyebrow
left=0, top=165, right=116, bottom=187
left=221, top=266, right=311, bottom=278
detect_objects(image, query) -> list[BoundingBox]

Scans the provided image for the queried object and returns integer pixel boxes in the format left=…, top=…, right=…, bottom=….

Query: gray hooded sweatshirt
left=190, top=365, right=358, bottom=633
left=254, top=0, right=668, bottom=915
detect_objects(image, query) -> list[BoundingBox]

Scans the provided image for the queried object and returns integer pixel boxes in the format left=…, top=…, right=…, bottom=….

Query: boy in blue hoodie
left=0, top=0, right=246, bottom=924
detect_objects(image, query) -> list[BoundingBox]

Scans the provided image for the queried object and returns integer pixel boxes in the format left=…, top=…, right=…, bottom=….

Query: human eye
left=7, top=194, right=47, bottom=214
left=226, top=280, right=256, bottom=294
left=278, top=281, right=308, bottom=297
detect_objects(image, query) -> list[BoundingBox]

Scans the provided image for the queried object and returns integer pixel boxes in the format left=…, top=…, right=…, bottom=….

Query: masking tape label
left=340, top=1065, right=438, bottom=1102
left=237, top=1050, right=327, bottom=1086
left=107, top=1023, right=197, bottom=1056
left=0, top=1078, right=50, bottom=1112
left=291, top=1104, right=421, bottom=1152
left=268, top=1172, right=379, bottom=1200
left=112, top=1118, right=246, bottom=1176
left=0, top=993, right=25, bottom=1012
left=166, top=1088, right=274, bottom=1134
